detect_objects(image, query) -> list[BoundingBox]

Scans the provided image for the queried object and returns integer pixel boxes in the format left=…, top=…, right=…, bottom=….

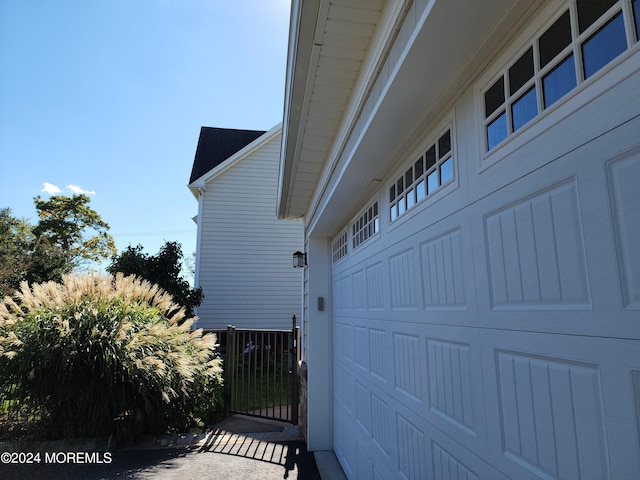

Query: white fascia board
left=278, top=0, right=322, bottom=220
left=188, top=123, right=282, bottom=194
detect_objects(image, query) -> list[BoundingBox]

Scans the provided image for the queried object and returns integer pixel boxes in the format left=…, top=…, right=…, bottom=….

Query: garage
left=278, top=1, right=640, bottom=478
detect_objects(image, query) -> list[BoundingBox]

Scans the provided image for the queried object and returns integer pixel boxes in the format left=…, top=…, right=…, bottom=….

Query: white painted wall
left=305, top=236, right=333, bottom=451
left=195, top=130, right=303, bottom=330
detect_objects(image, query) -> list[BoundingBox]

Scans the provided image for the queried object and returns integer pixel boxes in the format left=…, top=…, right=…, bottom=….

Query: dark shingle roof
left=189, top=127, right=266, bottom=184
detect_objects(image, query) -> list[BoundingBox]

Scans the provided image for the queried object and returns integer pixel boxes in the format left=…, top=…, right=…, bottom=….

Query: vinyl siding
left=195, top=131, right=303, bottom=330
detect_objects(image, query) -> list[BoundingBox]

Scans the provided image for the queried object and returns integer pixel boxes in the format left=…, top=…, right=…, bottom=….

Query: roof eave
left=277, top=0, right=321, bottom=220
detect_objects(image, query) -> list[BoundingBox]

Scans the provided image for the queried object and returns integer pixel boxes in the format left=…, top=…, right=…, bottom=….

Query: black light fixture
left=293, top=251, right=307, bottom=268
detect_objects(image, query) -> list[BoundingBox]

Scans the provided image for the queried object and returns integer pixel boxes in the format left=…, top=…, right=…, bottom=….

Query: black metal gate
left=224, top=315, right=299, bottom=424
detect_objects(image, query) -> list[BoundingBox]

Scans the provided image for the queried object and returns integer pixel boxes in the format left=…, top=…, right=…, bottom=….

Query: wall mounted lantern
left=293, top=251, right=307, bottom=268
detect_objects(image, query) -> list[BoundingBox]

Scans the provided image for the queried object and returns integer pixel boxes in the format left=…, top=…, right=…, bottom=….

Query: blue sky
left=0, top=0, right=291, bottom=270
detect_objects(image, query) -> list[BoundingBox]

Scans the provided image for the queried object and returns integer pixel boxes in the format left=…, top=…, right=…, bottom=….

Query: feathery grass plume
left=0, top=273, right=222, bottom=442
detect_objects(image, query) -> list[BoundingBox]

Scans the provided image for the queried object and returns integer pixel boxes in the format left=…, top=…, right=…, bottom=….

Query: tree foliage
left=0, top=208, right=70, bottom=298
left=33, top=194, right=117, bottom=267
left=0, top=208, right=31, bottom=295
left=0, top=196, right=116, bottom=299
left=108, top=241, right=203, bottom=318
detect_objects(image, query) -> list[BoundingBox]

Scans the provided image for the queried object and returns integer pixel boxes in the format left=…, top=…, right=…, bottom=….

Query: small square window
left=427, top=170, right=438, bottom=194
left=405, top=168, right=413, bottom=186
left=416, top=180, right=426, bottom=202
left=406, top=188, right=415, bottom=209
left=438, top=130, right=451, bottom=157
left=511, top=86, right=537, bottom=131
left=509, top=47, right=534, bottom=95
left=542, top=54, right=576, bottom=108
left=425, top=145, right=436, bottom=170
left=414, top=156, right=424, bottom=177
left=581, top=12, right=626, bottom=78
left=577, top=0, right=617, bottom=34
left=487, top=112, right=508, bottom=150
left=485, top=77, right=505, bottom=117
left=539, top=11, right=572, bottom=68
left=440, top=158, right=453, bottom=185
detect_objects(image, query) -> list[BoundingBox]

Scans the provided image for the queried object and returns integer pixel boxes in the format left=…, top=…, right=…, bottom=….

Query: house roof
left=189, top=127, right=266, bottom=185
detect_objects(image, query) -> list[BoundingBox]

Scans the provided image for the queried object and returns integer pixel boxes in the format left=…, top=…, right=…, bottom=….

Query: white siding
left=196, top=131, right=303, bottom=330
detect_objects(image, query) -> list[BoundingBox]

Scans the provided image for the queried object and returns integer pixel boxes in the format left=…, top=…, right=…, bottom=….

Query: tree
left=32, top=194, right=116, bottom=268
left=0, top=208, right=70, bottom=298
left=108, top=241, right=203, bottom=318
left=0, top=195, right=116, bottom=298
left=0, top=208, right=32, bottom=297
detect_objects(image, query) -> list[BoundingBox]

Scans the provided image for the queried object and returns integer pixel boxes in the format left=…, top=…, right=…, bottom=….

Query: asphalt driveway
left=1, top=416, right=323, bottom=480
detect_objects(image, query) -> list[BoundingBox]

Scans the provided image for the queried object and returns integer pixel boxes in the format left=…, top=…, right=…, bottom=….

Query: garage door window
left=484, top=0, right=638, bottom=152
left=352, top=202, right=379, bottom=249
left=332, top=231, right=348, bottom=263
left=390, top=128, right=453, bottom=222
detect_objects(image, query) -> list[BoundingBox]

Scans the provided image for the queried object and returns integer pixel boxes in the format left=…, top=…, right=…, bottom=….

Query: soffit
left=279, top=0, right=385, bottom=220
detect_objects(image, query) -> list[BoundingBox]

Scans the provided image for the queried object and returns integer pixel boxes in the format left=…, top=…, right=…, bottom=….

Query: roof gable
left=189, top=127, right=266, bottom=184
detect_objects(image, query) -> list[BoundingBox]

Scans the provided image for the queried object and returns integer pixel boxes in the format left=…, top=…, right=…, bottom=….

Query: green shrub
left=0, top=273, right=222, bottom=441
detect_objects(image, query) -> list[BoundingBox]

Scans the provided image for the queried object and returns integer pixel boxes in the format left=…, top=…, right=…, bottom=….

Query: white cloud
left=41, top=182, right=62, bottom=194
left=66, top=184, right=96, bottom=195
left=40, top=182, right=97, bottom=195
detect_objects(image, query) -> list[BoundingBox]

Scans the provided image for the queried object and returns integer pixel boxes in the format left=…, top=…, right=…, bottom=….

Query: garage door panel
left=481, top=329, right=640, bottom=480
left=424, top=325, right=489, bottom=458
left=334, top=316, right=392, bottom=383
left=334, top=316, right=490, bottom=459
left=419, top=226, right=469, bottom=311
left=389, top=249, right=421, bottom=311
left=334, top=402, right=356, bottom=478
left=606, top=145, right=640, bottom=310
left=469, top=136, right=639, bottom=338
left=478, top=175, right=591, bottom=310
left=334, top=357, right=397, bottom=475
left=335, top=348, right=493, bottom=480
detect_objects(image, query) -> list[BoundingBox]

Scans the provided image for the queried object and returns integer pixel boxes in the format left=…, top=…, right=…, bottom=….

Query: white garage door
left=330, top=89, right=640, bottom=478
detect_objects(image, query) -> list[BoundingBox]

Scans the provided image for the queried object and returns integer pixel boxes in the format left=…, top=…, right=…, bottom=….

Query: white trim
left=192, top=188, right=205, bottom=329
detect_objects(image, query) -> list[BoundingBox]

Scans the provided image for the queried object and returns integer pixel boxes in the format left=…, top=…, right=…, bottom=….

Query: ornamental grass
left=0, top=273, right=222, bottom=442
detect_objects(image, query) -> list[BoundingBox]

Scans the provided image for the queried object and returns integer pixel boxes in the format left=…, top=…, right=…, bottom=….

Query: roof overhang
left=278, top=0, right=540, bottom=234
